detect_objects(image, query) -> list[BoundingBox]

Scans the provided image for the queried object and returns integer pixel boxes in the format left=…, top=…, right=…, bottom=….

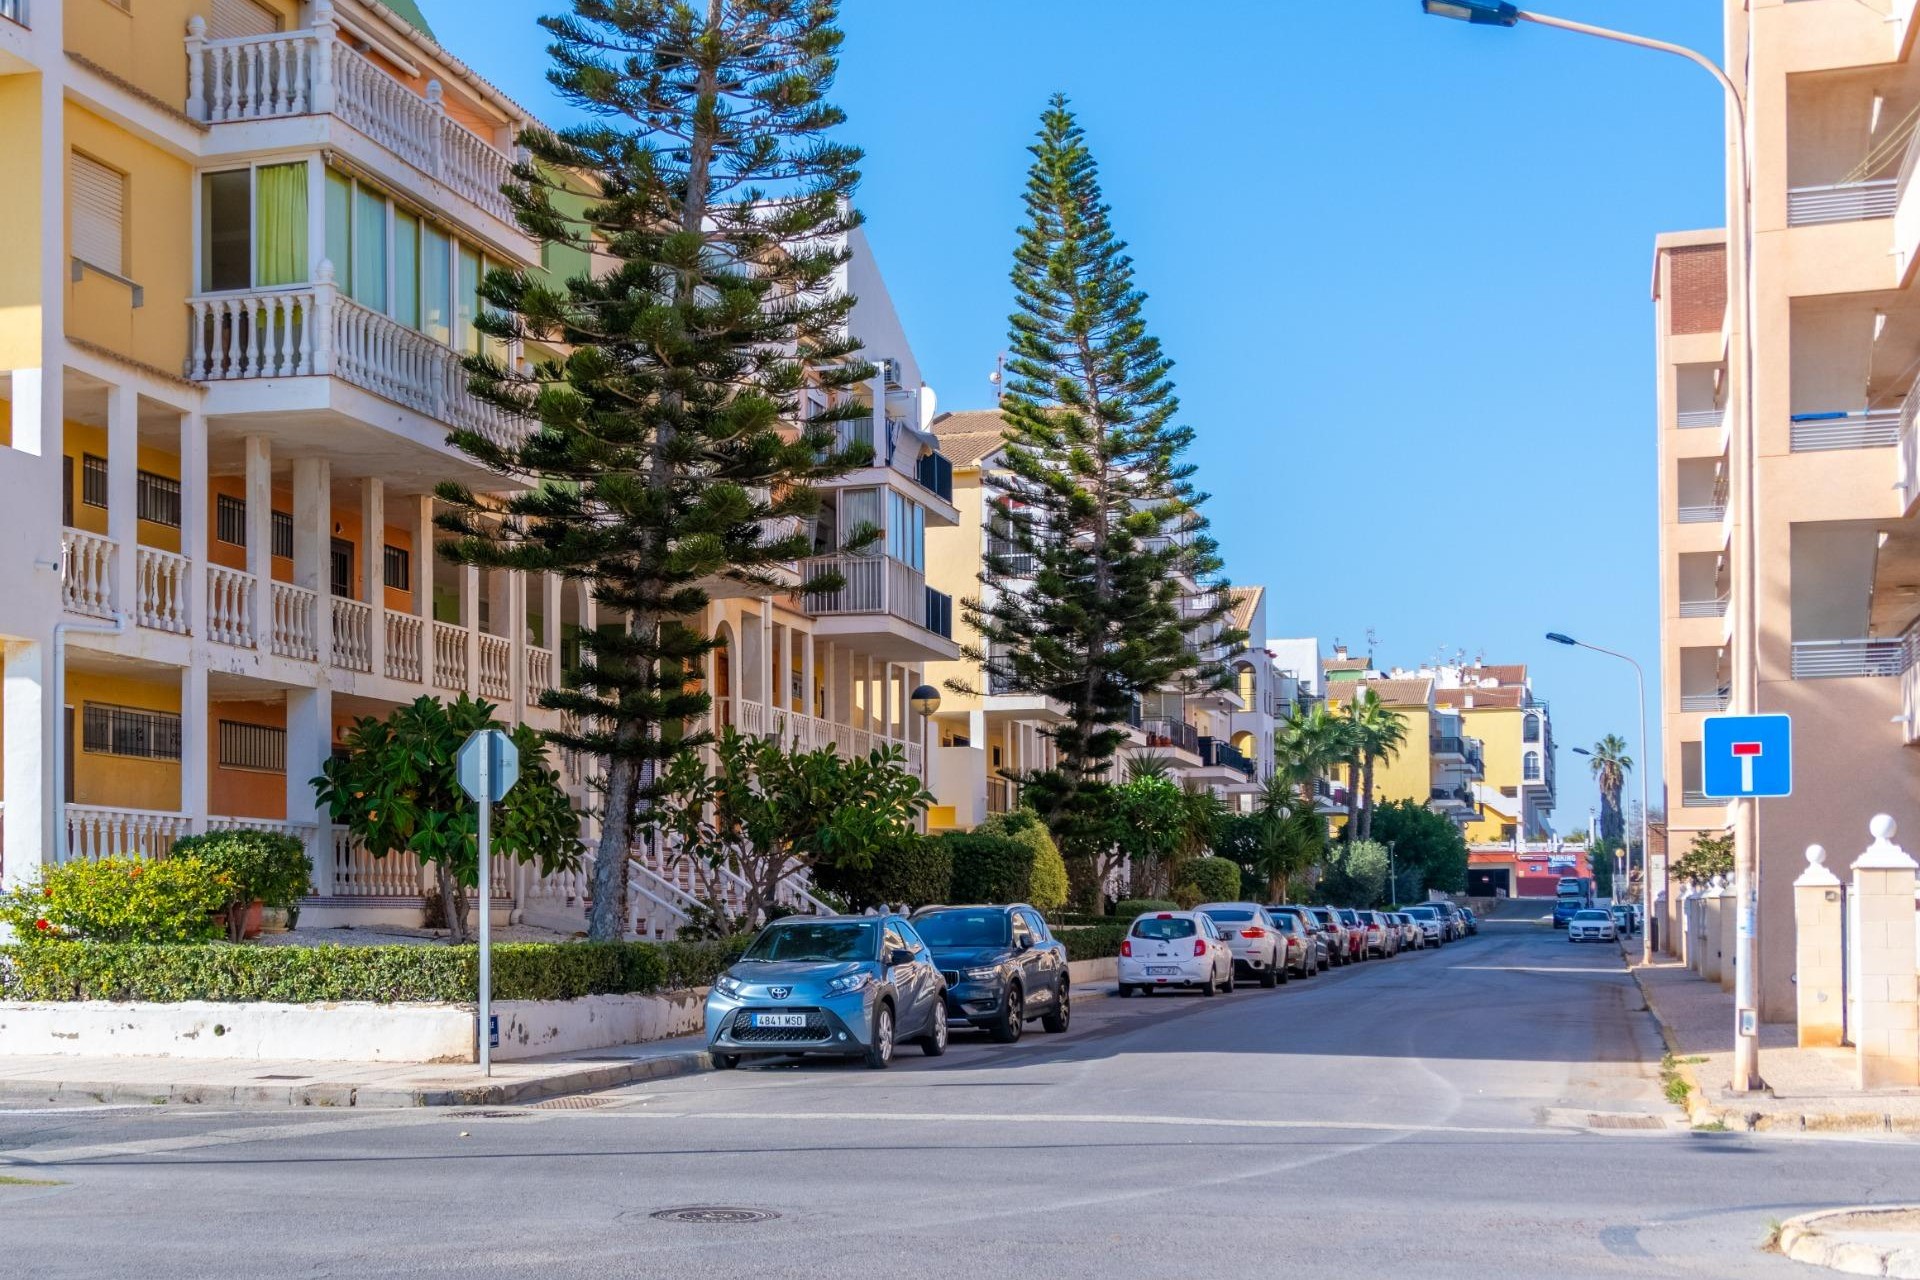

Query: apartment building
left=0, top=0, right=957, bottom=935
left=921, top=408, right=1272, bottom=826
left=1429, top=662, right=1556, bottom=843
left=1319, top=653, right=1489, bottom=833
left=1651, top=0, right=1920, bottom=1022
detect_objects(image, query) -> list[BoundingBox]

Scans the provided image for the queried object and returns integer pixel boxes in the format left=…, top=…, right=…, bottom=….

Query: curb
left=1622, top=950, right=1724, bottom=1129
left=1778, top=1205, right=1920, bottom=1278
left=0, top=1049, right=713, bottom=1110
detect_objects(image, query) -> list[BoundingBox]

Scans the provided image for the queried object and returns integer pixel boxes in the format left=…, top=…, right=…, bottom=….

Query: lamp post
left=1427, top=0, right=1762, bottom=1095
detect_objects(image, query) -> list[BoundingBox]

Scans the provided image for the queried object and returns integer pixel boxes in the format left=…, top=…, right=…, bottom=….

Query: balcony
left=986, top=774, right=1019, bottom=816
left=186, top=282, right=526, bottom=452
left=185, top=20, right=516, bottom=228
left=1431, top=734, right=1467, bottom=760
left=797, top=552, right=955, bottom=657
left=1676, top=408, right=1724, bottom=430
left=1677, top=498, right=1727, bottom=525
left=1791, top=630, right=1920, bottom=679
left=1142, top=717, right=1200, bottom=757
left=1679, top=691, right=1731, bottom=712
left=1197, top=736, right=1255, bottom=778
left=1681, top=790, right=1720, bottom=809
left=986, top=536, right=1035, bottom=579
left=916, top=451, right=954, bottom=502
left=1787, top=180, right=1898, bottom=227
left=0, top=0, right=24, bottom=28
left=1679, top=595, right=1730, bottom=619
left=1429, top=785, right=1475, bottom=812
left=1903, top=397, right=1920, bottom=515
left=1790, top=407, right=1903, bottom=453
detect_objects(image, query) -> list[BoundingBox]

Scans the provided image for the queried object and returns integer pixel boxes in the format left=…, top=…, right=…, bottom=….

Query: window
left=1020, top=909, right=1049, bottom=941
left=1501, top=823, right=1517, bottom=841
left=330, top=537, right=354, bottom=598
left=383, top=544, right=410, bottom=591
left=422, top=224, right=452, bottom=344
left=201, top=169, right=251, bottom=292
left=351, top=184, right=388, bottom=312
left=456, top=244, right=481, bottom=354
left=324, top=169, right=352, bottom=288
left=71, top=153, right=126, bottom=276
left=137, top=470, right=181, bottom=528
left=886, top=490, right=925, bottom=569
left=1235, top=663, right=1256, bottom=704
left=82, top=703, right=182, bottom=761
left=839, top=486, right=881, bottom=552
left=216, top=494, right=247, bottom=546
left=1523, top=714, right=1541, bottom=743
left=393, top=209, right=420, bottom=329
left=271, top=509, right=293, bottom=560
left=1523, top=751, right=1541, bottom=781
left=254, top=162, right=308, bottom=287
left=80, top=454, right=108, bottom=508
left=218, top=719, right=286, bottom=772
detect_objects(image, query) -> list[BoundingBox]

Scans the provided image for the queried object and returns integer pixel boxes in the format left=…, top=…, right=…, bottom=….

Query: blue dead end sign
left=456, top=728, right=519, bottom=804
left=1702, top=714, right=1792, bottom=799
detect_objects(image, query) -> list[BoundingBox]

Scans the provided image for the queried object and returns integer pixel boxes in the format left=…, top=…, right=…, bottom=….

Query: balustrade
left=386, top=613, right=424, bottom=682
left=527, top=648, right=555, bottom=698
left=62, top=805, right=190, bottom=863
left=270, top=582, right=319, bottom=661
left=134, top=547, right=191, bottom=634
left=331, top=597, right=372, bottom=671
left=60, top=528, right=115, bottom=618
left=432, top=621, right=468, bottom=690
left=206, top=566, right=256, bottom=646
left=330, top=827, right=423, bottom=897
left=477, top=633, right=512, bottom=699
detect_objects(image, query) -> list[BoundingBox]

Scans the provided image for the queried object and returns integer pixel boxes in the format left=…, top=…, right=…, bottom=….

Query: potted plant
left=170, top=829, right=313, bottom=943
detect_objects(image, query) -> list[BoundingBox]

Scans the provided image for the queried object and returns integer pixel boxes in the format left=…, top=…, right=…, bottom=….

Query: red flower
left=128, top=867, right=142, bottom=879
left=34, top=919, right=50, bottom=931
left=42, top=888, right=52, bottom=898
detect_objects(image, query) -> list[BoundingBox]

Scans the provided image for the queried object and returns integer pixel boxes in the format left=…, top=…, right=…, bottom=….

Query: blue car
left=1552, top=898, right=1583, bottom=929
left=705, top=914, right=949, bottom=1070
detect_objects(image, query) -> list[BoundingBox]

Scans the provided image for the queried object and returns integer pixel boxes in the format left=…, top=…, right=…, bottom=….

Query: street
left=3, top=925, right=1912, bottom=1278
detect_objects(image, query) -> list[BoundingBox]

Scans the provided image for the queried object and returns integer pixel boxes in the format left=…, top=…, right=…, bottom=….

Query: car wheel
left=711, top=1052, right=740, bottom=1070
left=919, top=1000, right=948, bottom=1057
left=863, top=1003, right=895, bottom=1070
left=1260, top=957, right=1279, bottom=988
left=1042, top=983, right=1071, bottom=1033
left=1221, top=964, right=1235, bottom=994
left=1117, top=983, right=1135, bottom=998
left=989, top=983, right=1024, bottom=1043
left=1276, top=952, right=1290, bottom=984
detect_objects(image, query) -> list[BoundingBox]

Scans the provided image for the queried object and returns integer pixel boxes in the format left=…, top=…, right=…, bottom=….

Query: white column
left=244, top=436, right=271, bottom=650
left=181, top=410, right=209, bottom=638
left=802, top=631, right=816, bottom=720
left=181, top=664, right=209, bottom=834
left=414, top=493, right=435, bottom=678
left=361, top=475, right=385, bottom=679
left=509, top=569, right=528, bottom=716
left=779, top=622, right=793, bottom=712
left=287, top=684, right=333, bottom=897
left=292, top=456, right=331, bottom=664
left=462, top=564, right=481, bottom=695
left=305, top=154, right=328, bottom=281
left=106, top=382, right=138, bottom=618
left=3, top=641, right=55, bottom=890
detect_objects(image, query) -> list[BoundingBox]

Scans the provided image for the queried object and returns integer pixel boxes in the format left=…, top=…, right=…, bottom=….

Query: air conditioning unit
left=881, top=357, right=902, bottom=387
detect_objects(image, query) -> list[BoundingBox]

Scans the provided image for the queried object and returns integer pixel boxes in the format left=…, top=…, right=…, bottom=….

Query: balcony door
left=208, top=0, right=280, bottom=39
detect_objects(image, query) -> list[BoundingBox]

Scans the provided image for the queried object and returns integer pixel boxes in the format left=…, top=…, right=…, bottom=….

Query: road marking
left=617, top=1107, right=1567, bottom=1138
left=0, top=1111, right=451, bottom=1167
left=1447, top=965, right=1628, bottom=975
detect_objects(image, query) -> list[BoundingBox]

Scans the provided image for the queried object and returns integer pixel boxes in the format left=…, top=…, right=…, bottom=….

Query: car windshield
left=1270, top=915, right=1298, bottom=932
left=1201, top=909, right=1255, bottom=924
left=1574, top=910, right=1608, bottom=921
left=1406, top=906, right=1437, bottom=918
left=741, top=921, right=878, bottom=963
left=1132, top=916, right=1197, bottom=940
left=1308, top=909, right=1334, bottom=924
left=912, top=910, right=1010, bottom=948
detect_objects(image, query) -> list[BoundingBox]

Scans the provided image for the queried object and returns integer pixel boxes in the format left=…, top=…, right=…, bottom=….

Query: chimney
left=1333, top=645, right=1348, bottom=661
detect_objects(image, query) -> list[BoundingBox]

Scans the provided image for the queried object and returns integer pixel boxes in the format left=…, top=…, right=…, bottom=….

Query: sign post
left=457, top=727, right=520, bottom=1077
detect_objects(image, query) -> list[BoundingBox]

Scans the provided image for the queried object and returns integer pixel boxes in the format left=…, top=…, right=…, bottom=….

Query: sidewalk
left=0, top=1033, right=712, bottom=1109
left=1631, top=955, right=1920, bottom=1134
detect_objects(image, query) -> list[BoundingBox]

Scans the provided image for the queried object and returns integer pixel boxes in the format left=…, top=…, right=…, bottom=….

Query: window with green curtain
left=393, top=209, right=419, bottom=329
left=323, top=170, right=351, bottom=285
left=456, top=244, right=480, bottom=354
left=422, top=224, right=451, bottom=344
left=253, top=162, right=308, bottom=287
left=351, top=184, right=387, bottom=312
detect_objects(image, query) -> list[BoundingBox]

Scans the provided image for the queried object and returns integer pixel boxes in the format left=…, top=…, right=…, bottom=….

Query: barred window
left=81, top=454, right=109, bottom=508
left=218, top=719, right=285, bottom=772
left=82, top=703, right=182, bottom=761
left=137, top=470, right=182, bottom=528
left=330, top=537, right=354, bottom=597
left=271, top=509, right=293, bottom=559
left=216, top=494, right=247, bottom=546
left=383, top=543, right=410, bottom=591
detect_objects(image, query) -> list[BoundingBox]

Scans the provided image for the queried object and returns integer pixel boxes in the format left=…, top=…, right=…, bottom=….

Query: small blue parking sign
left=1702, top=714, right=1792, bottom=798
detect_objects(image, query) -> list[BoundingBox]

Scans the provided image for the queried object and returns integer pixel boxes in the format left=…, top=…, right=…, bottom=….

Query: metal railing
left=1790, top=408, right=1902, bottom=452
left=1678, top=595, right=1729, bottom=618
left=1198, top=736, right=1255, bottom=777
left=1677, top=501, right=1728, bottom=524
left=916, top=450, right=953, bottom=502
left=1676, top=408, right=1724, bottom=430
left=1143, top=717, right=1199, bottom=756
left=0, top=0, right=26, bottom=28
left=1679, top=691, right=1731, bottom=712
left=798, top=552, right=940, bottom=633
left=1681, top=790, right=1720, bottom=809
left=986, top=536, right=1035, bottom=578
left=1791, top=630, right=1919, bottom=679
left=1786, top=179, right=1898, bottom=226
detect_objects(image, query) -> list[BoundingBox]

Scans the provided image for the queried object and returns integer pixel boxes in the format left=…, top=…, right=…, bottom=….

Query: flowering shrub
left=169, top=831, right=312, bottom=942
left=0, top=856, right=232, bottom=945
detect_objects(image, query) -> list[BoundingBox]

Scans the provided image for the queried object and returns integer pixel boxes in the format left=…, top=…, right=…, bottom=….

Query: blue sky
left=423, top=0, right=1729, bottom=829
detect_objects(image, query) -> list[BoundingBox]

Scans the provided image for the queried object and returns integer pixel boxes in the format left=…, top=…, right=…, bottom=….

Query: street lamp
left=1433, top=1, right=1763, bottom=1095
left=909, top=684, right=942, bottom=717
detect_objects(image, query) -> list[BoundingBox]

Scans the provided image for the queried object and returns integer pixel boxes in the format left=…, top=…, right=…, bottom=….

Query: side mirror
left=888, top=947, right=915, bottom=967
left=1016, top=935, right=1034, bottom=952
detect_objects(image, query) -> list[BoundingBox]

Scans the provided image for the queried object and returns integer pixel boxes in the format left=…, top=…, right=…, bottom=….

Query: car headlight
left=825, top=973, right=873, bottom=996
left=961, top=966, right=1000, bottom=982
left=714, top=975, right=745, bottom=997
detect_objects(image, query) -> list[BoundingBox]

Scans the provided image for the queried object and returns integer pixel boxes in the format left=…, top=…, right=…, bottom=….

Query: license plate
left=752, top=1013, right=807, bottom=1028
left=1146, top=966, right=1179, bottom=976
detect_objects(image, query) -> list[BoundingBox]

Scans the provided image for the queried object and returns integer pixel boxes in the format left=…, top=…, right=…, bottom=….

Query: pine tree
left=968, top=96, right=1243, bottom=902
left=436, top=0, right=872, bottom=940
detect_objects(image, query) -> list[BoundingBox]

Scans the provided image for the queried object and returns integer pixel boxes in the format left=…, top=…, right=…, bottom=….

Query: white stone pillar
left=414, top=494, right=435, bottom=680
left=509, top=569, right=528, bottom=716
left=802, top=631, right=816, bottom=720
left=3, top=641, right=55, bottom=890
left=181, top=664, right=209, bottom=834
left=181, top=410, right=209, bottom=639
left=1794, top=845, right=1846, bottom=1050
left=244, top=436, right=272, bottom=650
left=291, top=456, right=331, bottom=665
left=287, top=684, right=333, bottom=897
left=1851, top=816, right=1920, bottom=1090
left=105, top=382, right=138, bottom=617
left=361, top=475, right=385, bottom=679
left=462, top=564, right=481, bottom=695
left=779, top=622, right=793, bottom=712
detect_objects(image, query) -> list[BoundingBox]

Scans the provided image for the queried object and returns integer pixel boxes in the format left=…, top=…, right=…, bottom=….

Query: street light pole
left=1426, top=0, right=1762, bottom=1093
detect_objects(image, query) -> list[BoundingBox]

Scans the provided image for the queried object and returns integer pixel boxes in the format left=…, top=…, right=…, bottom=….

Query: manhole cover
left=650, top=1206, right=781, bottom=1225
left=529, top=1095, right=612, bottom=1110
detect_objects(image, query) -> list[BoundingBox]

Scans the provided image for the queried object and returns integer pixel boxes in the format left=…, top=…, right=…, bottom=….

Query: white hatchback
left=1118, top=911, right=1235, bottom=997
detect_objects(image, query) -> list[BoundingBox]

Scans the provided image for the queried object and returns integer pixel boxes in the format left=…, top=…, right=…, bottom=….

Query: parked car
left=1265, top=905, right=1328, bottom=974
left=1457, top=907, right=1479, bottom=936
left=1304, top=906, right=1350, bottom=966
left=1609, top=902, right=1637, bottom=936
left=1198, top=903, right=1289, bottom=988
left=1364, top=911, right=1398, bottom=958
left=1403, top=904, right=1447, bottom=945
left=1269, top=909, right=1318, bottom=977
left=1552, top=898, right=1583, bottom=929
left=1118, top=910, right=1235, bottom=997
left=1391, top=912, right=1423, bottom=950
left=706, top=914, right=948, bottom=1070
left=1568, top=908, right=1617, bottom=943
left=911, top=903, right=1071, bottom=1042
left=1432, top=901, right=1469, bottom=938
left=1333, top=907, right=1370, bottom=962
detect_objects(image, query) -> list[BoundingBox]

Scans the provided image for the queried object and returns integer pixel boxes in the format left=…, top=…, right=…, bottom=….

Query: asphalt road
left=4, top=924, right=1917, bottom=1279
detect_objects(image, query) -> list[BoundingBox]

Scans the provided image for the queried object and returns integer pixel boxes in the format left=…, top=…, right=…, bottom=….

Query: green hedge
left=943, top=832, right=1033, bottom=904
left=0, top=936, right=754, bottom=1005
left=1177, top=857, right=1242, bottom=904
left=1055, top=924, right=1129, bottom=962
left=1113, top=898, right=1179, bottom=918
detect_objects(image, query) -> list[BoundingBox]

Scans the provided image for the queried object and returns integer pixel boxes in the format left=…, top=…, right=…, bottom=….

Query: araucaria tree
left=969, top=96, right=1243, bottom=898
left=436, top=1, right=873, bottom=940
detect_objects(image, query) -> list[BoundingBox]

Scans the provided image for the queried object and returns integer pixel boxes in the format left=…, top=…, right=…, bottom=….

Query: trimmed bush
left=170, top=830, right=313, bottom=942
left=1177, top=856, right=1241, bottom=904
left=973, top=810, right=1070, bottom=912
left=943, top=832, right=1033, bottom=904
left=0, top=936, right=755, bottom=1004
left=1112, top=898, right=1179, bottom=918
left=814, top=836, right=953, bottom=910
left=1055, top=924, right=1129, bottom=962
left=0, top=857, right=232, bottom=945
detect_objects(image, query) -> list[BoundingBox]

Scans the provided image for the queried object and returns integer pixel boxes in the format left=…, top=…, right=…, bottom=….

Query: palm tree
left=1247, top=776, right=1327, bottom=900
left=1274, top=703, right=1353, bottom=806
left=1350, top=690, right=1409, bottom=842
left=1588, top=734, right=1633, bottom=845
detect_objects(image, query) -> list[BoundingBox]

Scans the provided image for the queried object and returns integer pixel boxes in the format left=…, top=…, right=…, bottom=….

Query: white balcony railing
left=133, top=547, right=190, bottom=634
left=386, top=612, right=424, bottom=682
left=186, top=20, right=516, bottom=225
left=1677, top=502, right=1728, bottom=524
left=1676, top=408, right=1724, bottom=430
left=799, top=552, right=929, bottom=628
left=187, top=285, right=525, bottom=453
left=527, top=647, right=555, bottom=699
left=331, top=597, right=372, bottom=672
left=60, top=528, right=115, bottom=618
left=62, top=804, right=190, bottom=864
left=1678, top=596, right=1730, bottom=619
left=1679, top=692, right=1731, bottom=712
left=330, top=827, right=423, bottom=898
left=1789, top=408, right=1902, bottom=452
left=1791, top=632, right=1919, bottom=679
left=1786, top=180, right=1898, bottom=226
left=1680, top=790, right=1720, bottom=809
left=270, top=582, right=319, bottom=661
left=477, top=633, right=512, bottom=699
left=433, top=620, right=467, bottom=690
left=206, top=565, right=256, bottom=646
